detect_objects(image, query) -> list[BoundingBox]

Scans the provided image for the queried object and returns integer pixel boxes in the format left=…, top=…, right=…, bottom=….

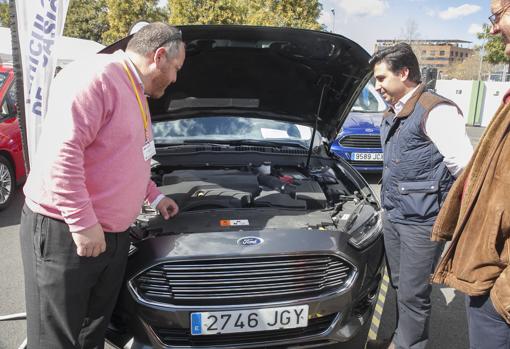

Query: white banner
left=14, top=0, right=70, bottom=166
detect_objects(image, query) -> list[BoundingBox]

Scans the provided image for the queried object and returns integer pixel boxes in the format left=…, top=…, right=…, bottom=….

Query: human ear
left=399, top=67, right=410, bottom=82
left=154, top=47, right=167, bottom=66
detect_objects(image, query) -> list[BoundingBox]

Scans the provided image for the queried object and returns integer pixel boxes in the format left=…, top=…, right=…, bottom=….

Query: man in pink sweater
left=20, top=22, right=185, bottom=348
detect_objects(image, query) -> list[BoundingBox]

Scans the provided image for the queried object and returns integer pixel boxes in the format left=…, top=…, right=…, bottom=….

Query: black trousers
left=382, top=214, right=444, bottom=349
left=20, top=204, right=130, bottom=349
left=466, top=294, right=510, bottom=349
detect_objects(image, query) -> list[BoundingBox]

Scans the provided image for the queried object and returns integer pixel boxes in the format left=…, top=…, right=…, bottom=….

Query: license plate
left=190, top=305, right=309, bottom=335
left=351, top=152, right=383, bottom=161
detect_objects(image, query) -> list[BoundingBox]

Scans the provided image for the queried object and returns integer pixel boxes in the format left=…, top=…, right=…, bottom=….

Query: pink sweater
left=24, top=50, right=161, bottom=233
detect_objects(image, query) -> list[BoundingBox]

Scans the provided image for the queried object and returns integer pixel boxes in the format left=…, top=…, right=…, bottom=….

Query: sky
left=318, top=0, right=489, bottom=53
left=157, top=0, right=490, bottom=54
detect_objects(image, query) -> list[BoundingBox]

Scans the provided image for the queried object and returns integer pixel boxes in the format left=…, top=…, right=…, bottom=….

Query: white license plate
left=190, top=305, right=309, bottom=335
left=351, top=152, right=383, bottom=161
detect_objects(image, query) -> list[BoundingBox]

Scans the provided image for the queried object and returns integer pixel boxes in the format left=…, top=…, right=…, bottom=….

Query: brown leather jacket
left=431, top=101, right=510, bottom=324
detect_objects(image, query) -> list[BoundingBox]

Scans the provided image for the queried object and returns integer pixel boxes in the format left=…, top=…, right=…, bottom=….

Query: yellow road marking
left=367, top=267, right=390, bottom=341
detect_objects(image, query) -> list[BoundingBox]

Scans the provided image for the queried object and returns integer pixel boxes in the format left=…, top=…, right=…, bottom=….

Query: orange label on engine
left=220, top=219, right=250, bottom=227
left=220, top=220, right=231, bottom=227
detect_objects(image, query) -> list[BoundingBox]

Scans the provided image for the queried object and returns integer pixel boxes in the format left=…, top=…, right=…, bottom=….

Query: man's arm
left=71, top=223, right=106, bottom=257
left=425, top=104, right=474, bottom=177
left=40, top=67, right=110, bottom=257
left=145, top=181, right=179, bottom=219
left=45, top=73, right=107, bottom=232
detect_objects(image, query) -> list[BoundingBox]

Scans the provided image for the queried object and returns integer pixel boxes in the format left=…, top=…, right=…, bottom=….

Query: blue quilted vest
left=380, top=84, right=458, bottom=225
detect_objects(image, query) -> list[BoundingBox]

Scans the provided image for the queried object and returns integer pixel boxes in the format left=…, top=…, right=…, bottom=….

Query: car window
left=152, top=116, right=315, bottom=146
left=0, top=99, right=9, bottom=119
left=0, top=72, right=7, bottom=89
left=0, top=81, right=16, bottom=122
left=0, top=73, right=8, bottom=87
left=351, top=84, right=386, bottom=113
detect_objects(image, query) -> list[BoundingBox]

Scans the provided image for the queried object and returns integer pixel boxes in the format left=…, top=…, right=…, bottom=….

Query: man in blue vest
left=366, top=43, right=473, bottom=349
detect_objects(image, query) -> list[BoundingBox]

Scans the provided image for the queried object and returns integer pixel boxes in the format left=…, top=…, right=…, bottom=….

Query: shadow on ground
left=0, top=188, right=24, bottom=228
left=377, top=281, right=468, bottom=348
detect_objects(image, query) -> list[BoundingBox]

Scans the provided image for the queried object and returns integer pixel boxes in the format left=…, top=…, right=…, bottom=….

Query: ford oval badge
left=365, top=128, right=374, bottom=133
left=237, top=237, right=264, bottom=246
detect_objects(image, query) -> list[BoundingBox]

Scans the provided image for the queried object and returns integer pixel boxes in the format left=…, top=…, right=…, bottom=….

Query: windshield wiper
left=180, top=139, right=309, bottom=150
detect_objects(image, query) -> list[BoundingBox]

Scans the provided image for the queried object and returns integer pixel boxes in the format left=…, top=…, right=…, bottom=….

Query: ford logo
left=365, top=128, right=374, bottom=133
left=237, top=237, right=264, bottom=246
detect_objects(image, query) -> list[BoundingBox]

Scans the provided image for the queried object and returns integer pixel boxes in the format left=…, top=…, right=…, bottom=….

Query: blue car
left=330, top=83, right=386, bottom=173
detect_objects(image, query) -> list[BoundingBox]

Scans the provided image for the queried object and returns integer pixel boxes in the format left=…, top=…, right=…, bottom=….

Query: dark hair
left=126, top=22, right=183, bottom=59
left=369, top=43, right=421, bottom=83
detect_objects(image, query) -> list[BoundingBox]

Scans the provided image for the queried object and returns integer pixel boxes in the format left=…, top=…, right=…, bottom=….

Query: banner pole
left=8, top=0, right=30, bottom=173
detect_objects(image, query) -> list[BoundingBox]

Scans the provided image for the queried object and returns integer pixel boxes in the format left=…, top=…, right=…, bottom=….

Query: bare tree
left=399, top=19, right=426, bottom=67
left=443, top=48, right=492, bottom=80
left=400, top=19, right=420, bottom=44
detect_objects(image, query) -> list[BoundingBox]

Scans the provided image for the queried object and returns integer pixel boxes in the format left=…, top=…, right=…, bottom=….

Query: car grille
left=153, top=313, right=338, bottom=346
left=131, top=255, right=355, bottom=306
left=339, top=135, right=381, bottom=148
left=348, top=160, right=383, bottom=167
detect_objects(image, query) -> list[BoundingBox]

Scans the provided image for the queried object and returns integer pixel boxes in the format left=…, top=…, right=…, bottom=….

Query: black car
left=103, top=25, right=385, bottom=349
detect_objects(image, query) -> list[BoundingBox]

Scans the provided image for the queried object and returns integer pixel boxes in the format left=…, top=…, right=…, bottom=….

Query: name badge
left=142, top=140, right=156, bottom=161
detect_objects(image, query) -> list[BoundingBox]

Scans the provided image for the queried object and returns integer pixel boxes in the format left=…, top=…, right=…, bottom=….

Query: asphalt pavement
left=0, top=126, right=485, bottom=349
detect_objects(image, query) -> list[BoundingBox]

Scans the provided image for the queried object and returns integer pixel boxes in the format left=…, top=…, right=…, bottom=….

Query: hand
left=71, top=223, right=106, bottom=257
left=156, top=197, right=179, bottom=219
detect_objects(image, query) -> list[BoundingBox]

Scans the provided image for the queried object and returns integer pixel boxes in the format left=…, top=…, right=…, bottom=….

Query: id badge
left=142, top=140, right=156, bottom=161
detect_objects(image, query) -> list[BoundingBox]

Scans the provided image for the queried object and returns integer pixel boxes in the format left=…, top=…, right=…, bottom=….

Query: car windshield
left=351, top=84, right=386, bottom=113
left=152, top=116, right=316, bottom=147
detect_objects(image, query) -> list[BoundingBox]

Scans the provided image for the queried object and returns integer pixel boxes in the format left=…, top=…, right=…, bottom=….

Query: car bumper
left=108, top=228, right=385, bottom=348
left=330, top=148, right=383, bottom=173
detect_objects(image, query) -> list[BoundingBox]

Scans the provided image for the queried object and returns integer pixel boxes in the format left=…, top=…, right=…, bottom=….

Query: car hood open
left=343, top=111, right=384, bottom=130
left=101, top=25, right=372, bottom=140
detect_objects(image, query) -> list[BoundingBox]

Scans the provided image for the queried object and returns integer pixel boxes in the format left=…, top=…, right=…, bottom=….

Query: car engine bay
left=131, top=158, right=380, bottom=241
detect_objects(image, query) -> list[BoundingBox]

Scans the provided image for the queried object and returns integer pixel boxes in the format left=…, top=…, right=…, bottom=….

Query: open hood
left=343, top=112, right=384, bottom=130
left=101, top=25, right=372, bottom=140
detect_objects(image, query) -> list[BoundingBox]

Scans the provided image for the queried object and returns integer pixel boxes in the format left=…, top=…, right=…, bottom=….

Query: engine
left=155, top=164, right=351, bottom=213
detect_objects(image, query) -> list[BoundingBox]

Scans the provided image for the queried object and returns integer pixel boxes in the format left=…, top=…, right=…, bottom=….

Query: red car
left=0, top=64, right=25, bottom=209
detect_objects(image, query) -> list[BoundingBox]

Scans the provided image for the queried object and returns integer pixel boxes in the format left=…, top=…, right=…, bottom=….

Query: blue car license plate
left=191, top=305, right=309, bottom=335
left=351, top=152, right=383, bottom=161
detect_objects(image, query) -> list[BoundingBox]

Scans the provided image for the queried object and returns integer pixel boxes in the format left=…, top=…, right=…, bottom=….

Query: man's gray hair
left=126, top=22, right=183, bottom=59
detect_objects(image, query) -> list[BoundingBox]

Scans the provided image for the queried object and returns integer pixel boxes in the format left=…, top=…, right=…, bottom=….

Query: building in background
left=375, top=39, right=474, bottom=82
left=375, top=39, right=473, bottom=68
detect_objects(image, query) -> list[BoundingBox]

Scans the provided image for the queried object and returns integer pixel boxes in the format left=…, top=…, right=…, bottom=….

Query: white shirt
left=393, top=86, right=473, bottom=177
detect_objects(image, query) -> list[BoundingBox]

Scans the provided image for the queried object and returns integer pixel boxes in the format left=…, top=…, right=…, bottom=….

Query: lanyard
left=122, top=61, right=149, bottom=141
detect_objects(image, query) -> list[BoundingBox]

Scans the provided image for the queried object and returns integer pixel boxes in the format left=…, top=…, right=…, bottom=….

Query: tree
left=443, top=48, right=492, bottom=80
left=64, top=0, right=109, bottom=44
left=0, top=0, right=9, bottom=27
left=400, top=18, right=419, bottom=44
left=399, top=19, right=426, bottom=66
left=168, top=0, right=248, bottom=25
left=103, top=0, right=168, bottom=44
left=168, top=0, right=322, bottom=30
left=478, top=23, right=510, bottom=65
left=246, top=0, right=322, bottom=30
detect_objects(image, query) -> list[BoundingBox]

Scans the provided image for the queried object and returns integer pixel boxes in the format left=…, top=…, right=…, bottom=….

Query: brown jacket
left=431, top=101, right=510, bottom=324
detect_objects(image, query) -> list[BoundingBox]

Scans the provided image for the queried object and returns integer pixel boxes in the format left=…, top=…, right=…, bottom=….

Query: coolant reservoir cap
left=258, top=162, right=271, bottom=175
left=279, top=175, right=294, bottom=184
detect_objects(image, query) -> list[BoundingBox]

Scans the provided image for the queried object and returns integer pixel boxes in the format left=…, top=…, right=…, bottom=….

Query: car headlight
left=128, top=242, right=138, bottom=256
left=348, top=211, right=383, bottom=249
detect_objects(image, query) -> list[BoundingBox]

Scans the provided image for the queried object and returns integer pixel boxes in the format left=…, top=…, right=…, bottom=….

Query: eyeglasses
left=489, top=3, right=510, bottom=26
left=157, top=30, right=183, bottom=48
